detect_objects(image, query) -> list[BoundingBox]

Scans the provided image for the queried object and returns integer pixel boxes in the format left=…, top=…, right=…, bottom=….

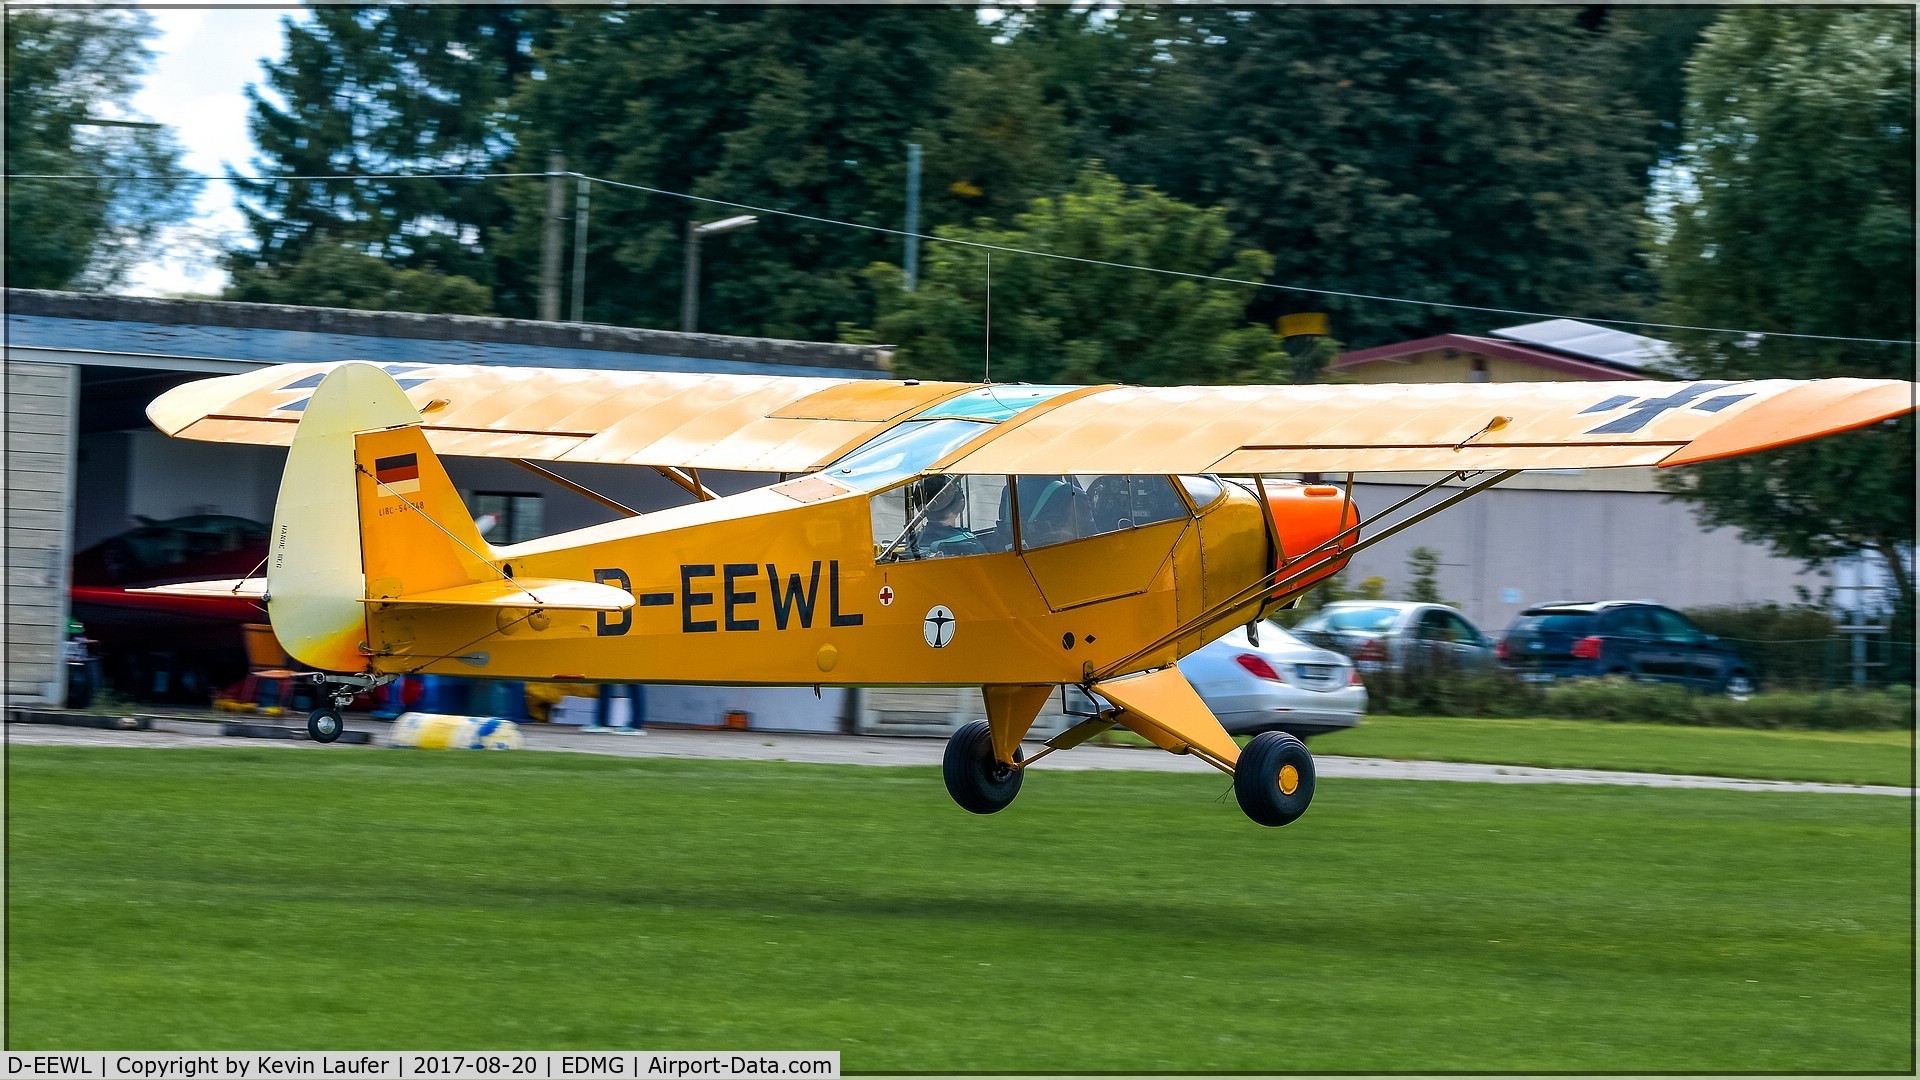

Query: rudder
left=267, top=363, right=495, bottom=671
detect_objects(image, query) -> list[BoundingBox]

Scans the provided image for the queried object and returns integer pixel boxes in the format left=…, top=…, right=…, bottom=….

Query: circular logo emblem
left=923, top=605, right=956, bottom=648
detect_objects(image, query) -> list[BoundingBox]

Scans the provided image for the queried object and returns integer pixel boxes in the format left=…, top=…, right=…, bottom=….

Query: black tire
left=1234, top=730, right=1316, bottom=827
left=307, top=708, right=344, bottom=744
left=942, top=719, right=1023, bottom=815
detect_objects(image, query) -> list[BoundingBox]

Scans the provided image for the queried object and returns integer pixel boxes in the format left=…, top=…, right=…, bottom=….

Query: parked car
left=1062, top=622, right=1367, bottom=738
left=1496, top=600, right=1756, bottom=697
left=1290, top=601, right=1498, bottom=674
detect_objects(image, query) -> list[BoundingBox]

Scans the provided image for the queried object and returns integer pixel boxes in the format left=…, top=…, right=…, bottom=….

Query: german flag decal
left=374, top=453, right=421, bottom=496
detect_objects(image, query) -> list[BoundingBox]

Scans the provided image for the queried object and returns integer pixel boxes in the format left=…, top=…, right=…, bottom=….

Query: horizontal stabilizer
left=133, top=578, right=268, bottom=599
left=359, top=577, right=634, bottom=612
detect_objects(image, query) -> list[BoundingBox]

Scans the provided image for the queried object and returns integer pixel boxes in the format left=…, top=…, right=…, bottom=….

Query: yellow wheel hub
left=1278, top=763, right=1300, bottom=796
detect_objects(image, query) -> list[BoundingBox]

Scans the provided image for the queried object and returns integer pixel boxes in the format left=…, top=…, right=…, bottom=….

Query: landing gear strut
left=302, top=673, right=391, bottom=744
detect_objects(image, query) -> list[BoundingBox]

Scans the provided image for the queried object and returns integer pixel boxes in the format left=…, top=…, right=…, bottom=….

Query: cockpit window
left=823, top=419, right=992, bottom=492
left=873, top=473, right=1013, bottom=562
left=1016, top=475, right=1189, bottom=550
left=916, top=385, right=1080, bottom=422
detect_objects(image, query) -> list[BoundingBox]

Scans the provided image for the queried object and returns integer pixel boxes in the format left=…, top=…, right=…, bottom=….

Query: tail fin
left=267, top=363, right=496, bottom=670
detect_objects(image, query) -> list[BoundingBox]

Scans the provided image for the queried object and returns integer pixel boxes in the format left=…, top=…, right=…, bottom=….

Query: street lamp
left=680, top=214, right=758, bottom=333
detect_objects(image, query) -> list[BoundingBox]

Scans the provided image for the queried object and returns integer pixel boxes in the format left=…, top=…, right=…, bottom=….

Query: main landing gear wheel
left=1234, top=730, right=1315, bottom=827
left=943, top=719, right=1024, bottom=814
left=307, top=708, right=344, bottom=744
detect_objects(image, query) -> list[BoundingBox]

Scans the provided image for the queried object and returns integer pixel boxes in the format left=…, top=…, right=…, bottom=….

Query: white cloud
left=118, top=7, right=301, bottom=297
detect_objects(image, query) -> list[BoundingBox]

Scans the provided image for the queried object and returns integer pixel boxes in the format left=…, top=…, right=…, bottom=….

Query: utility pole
left=570, top=176, right=591, bottom=323
left=680, top=220, right=702, bottom=333
left=541, top=151, right=565, bottom=322
left=680, top=214, right=757, bottom=333
left=904, top=143, right=922, bottom=292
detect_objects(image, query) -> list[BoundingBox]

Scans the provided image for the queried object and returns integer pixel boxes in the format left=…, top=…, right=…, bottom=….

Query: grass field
left=1308, top=713, right=1915, bottom=787
left=7, top=746, right=1913, bottom=1072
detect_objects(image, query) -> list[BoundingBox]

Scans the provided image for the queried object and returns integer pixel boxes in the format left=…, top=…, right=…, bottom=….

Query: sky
left=123, top=7, right=298, bottom=296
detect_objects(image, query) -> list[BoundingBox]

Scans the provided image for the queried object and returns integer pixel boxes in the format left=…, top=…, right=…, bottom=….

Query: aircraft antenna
left=983, top=251, right=992, bottom=383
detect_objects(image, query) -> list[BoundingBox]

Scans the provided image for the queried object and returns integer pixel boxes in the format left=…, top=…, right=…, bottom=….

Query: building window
left=470, top=492, right=545, bottom=544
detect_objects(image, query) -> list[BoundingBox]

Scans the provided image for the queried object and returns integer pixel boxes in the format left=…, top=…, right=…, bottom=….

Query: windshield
left=820, top=419, right=994, bottom=492
left=1299, top=605, right=1401, bottom=633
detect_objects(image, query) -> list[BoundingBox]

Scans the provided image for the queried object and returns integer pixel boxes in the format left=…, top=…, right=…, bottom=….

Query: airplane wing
left=151, top=361, right=1912, bottom=476
left=148, top=361, right=974, bottom=474
left=934, top=377, right=1914, bottom=475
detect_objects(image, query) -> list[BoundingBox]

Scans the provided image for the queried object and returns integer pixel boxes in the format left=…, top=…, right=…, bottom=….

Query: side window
left=1444, top=613, right=1478, bottom=644
left=1417, top=610, right=1450, bottom=641
left=1606, top=608, right=1654, bottom=636
left=470, top=491, right=545, bottom=543
left=1646, top=607, right=1697, bottom=641
left=1015, top=475, right=1189, bottom=551
left=873, top=474, right=1011, bottom=562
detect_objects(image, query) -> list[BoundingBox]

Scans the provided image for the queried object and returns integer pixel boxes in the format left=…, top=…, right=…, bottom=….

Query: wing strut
left=1094, top=469, right=1521, bottom=680
left=512, top=459, right=641, bottom=518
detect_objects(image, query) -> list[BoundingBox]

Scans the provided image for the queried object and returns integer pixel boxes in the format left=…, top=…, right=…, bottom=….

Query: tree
left=1404, top=547, right=1445, bottom=604
left=1099, top=7, right=1659, bottom=347
left=1657, top=9, right=1916, bottom=608
left=223, top=239, right=492, bottom=315
left=4, top=8, right=195, bottom=290
left=226, top=8, right=548, bottom=311
left=855, top=168, right=1286, bottom=385
left=503, top=6, right=992, bottom=337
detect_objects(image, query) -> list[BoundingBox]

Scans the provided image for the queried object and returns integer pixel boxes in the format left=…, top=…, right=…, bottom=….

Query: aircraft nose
left=1264, top=481, right=1360, bottom=600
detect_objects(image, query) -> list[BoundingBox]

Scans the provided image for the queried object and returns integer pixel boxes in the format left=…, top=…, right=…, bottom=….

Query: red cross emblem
left=878, top=585, right=895, bottom=606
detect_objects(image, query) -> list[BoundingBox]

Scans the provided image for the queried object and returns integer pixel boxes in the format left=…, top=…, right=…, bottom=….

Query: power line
left=10, top=168, right=1915, bottom=348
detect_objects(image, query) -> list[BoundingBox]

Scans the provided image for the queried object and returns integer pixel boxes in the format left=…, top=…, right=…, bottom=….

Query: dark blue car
left=1496, top=601, right=1757, bottom=697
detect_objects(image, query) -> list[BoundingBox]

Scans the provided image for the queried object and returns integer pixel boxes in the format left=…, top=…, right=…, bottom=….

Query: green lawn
left=1307, top=713, right=1915, bottom=788
left=7, top=747, right=1912, bottom=1073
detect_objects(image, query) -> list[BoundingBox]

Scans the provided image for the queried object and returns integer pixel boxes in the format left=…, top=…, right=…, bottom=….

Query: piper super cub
left=143, top=362, right=1913, bottom=825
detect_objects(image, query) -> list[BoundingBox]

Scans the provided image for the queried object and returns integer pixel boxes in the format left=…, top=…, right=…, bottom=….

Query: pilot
left=911, top=475, right=987, bottom=559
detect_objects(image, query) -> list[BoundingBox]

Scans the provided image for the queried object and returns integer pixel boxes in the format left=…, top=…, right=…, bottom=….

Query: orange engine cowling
left=1263, top=481, right=1360, bottom=602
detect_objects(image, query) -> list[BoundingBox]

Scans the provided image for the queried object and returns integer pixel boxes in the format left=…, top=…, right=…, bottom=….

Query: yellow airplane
left=144, top=361, right=1913, bottom=826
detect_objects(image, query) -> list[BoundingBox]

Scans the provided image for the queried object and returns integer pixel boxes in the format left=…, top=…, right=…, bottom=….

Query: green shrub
left=1366, top=669, right=1914, bottom=731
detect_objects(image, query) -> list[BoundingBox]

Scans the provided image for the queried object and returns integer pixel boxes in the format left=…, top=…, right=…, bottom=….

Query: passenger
left=911, top=476, right=987, bottom=558
left=1023, top=476, right=1094, bottom=547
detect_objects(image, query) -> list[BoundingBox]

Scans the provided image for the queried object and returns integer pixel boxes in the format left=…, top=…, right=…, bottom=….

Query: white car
left=1061, top=621, right=1366, bottom=738
left=1182, top=622, right=1367, bottom=737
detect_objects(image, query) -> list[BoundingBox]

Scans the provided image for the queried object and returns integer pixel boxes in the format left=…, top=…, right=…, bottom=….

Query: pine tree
left=226, top=8, right=547, bottom=310
left=502, top=6, right=992, bottom=336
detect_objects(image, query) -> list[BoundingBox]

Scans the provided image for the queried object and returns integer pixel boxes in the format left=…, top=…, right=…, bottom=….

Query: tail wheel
left=307, top=708, right=344, bottom=744
left=942, top=719, right=1023, bottom=815
left=1234, top=731, right=1315, bottom=827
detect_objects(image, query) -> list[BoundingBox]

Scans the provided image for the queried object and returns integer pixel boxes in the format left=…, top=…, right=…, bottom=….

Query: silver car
left=1062, top=621, right=1367, bottom=738
left=1290, top=601, right=1497, bottom=674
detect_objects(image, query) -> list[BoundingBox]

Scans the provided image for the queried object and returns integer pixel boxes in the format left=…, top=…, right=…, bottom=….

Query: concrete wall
left=6, top=361, right=78, bottom=705
left=1332, top=474, right=1831, bottom=633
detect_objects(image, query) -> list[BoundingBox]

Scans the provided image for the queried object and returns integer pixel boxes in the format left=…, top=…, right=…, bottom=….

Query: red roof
left=1333, top=334, right=1649, bottom=382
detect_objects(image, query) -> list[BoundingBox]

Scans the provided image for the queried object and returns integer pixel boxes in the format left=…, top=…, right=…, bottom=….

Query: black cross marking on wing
left=1579, top=382, right=1754, bottom=435
left=274, top=363, right=439, bottom=413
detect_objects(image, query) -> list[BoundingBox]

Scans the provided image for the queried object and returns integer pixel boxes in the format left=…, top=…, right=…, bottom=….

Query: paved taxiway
left=7, top=718, right=1910, bottom=797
